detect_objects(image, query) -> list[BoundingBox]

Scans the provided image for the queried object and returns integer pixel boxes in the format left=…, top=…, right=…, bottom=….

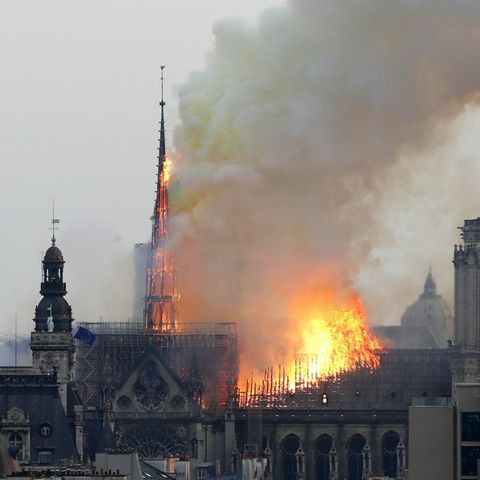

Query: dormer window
left=8, top=432, right=23, bottom=461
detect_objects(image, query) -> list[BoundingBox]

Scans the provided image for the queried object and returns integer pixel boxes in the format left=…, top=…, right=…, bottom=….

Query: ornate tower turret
left=30, top=219, right=75, bottom=411
left=451, top=217, right=480, bottom=385
left=34, top=239, right=73, bottom=332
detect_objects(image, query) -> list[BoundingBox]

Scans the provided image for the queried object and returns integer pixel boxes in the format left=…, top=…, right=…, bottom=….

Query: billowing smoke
left=172, top=0, right=480, bottom=376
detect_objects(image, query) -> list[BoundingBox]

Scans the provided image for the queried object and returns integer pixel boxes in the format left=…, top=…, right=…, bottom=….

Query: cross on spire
left=50, top=200, right=60, bottom=245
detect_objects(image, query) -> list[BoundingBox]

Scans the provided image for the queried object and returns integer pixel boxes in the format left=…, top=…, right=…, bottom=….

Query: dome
left=400, top=271, right=453, bottom=347
left=34, top=238, right=72, bottom=332
left=34, top=296, right=73, bottom=332
left=36, top=296, right=71, bottom=319
left=44, top=244, right=64, bottom=263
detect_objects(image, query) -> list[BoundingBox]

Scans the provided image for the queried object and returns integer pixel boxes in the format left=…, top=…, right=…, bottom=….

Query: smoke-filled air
left=170, top=0, right=480, bottom=381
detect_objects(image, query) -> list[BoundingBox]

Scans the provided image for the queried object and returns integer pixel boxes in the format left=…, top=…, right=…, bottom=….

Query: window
left=38, top=450, right=53, bottom=465
left=347, top=434, right=366, bottom=480
left=382, top=431, right=400, bottom=478
left=196, top=466, right=209, bottom=479
left=315, top=434, right=333, bottom=480
left=282, top=434, right=300, bottom=480
left=39, top=423, right=52, bottom=438
left=461, top=413, right=480, bottom=441
left=461, top=446, right=480, bottom=477
left=8, top=433, right=23, bottom=461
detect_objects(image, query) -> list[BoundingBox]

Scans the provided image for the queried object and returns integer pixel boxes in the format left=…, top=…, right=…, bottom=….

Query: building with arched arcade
left=0, top=225, right=478, bottom=479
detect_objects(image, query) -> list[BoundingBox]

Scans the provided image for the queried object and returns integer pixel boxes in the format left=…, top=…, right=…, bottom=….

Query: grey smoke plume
left=172, top=0, right=480, bottom=374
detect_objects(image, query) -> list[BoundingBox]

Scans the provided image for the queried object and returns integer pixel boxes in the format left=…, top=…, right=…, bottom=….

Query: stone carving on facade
left=118, top=424, right=187, bottom=458
left=133, top=361, right=169, bottom=411
left=3, top=407, right=29, bottom=426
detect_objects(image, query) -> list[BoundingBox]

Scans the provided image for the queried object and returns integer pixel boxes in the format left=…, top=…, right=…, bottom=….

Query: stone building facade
left=2, top=215, right=480, bottom=478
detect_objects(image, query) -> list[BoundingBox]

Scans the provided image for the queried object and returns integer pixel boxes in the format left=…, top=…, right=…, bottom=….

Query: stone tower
left=30, top=235, right=75, bottom=411
left=452, top=217, right=480, bottom=384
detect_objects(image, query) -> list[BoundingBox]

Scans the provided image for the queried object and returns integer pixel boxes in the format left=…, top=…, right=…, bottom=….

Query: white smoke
left=172, top=0, right=480, bottom=373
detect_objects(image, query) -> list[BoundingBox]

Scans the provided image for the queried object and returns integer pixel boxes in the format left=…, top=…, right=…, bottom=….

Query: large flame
left=161, top=157, right=173, bottom=185
left=240, top=288, right=383, bottom=400
left=289, top=289, right=383, bottom=384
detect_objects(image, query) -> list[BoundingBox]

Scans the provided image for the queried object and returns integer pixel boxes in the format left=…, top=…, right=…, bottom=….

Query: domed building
left=400, top=270, right=453, bottom=348
left=373, top=270, right=453, bottom=349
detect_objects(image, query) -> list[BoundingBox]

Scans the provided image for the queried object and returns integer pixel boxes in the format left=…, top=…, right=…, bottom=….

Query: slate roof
left=0, top=375, right=79, bottom=463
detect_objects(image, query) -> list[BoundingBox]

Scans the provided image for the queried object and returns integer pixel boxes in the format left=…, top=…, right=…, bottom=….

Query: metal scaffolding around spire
left=144, top=66, right=180, bottom=332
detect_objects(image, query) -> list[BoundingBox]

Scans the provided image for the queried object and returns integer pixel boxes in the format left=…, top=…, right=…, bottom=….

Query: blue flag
left=74, top=326, right=96, bottom=345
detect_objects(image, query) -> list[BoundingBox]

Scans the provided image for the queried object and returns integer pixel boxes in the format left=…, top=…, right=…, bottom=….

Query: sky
left=2, top=0, right=480, bottom=350
left=0, top=0, right=285, bottom=337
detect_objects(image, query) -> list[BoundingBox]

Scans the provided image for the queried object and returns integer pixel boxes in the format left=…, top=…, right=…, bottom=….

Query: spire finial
left=159, top=65, right=166, bottom=162
left=424, top=267, right=437, bottom=296
left=155, top=65, right=167, bottom=200
left=50, top=199, right=60, bottom=245
left=161, top=65, right=165, bottom=106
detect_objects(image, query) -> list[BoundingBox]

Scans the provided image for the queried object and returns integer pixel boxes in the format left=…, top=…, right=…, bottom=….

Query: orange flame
left=289, top=289, right=383, bottom=383
left=161, top=157, right=173, bottom=185
left=240, top=288, right=383, bottom=401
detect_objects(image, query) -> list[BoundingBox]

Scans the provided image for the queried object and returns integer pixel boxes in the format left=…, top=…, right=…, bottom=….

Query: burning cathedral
left=0, top=75, right=478, bottom=480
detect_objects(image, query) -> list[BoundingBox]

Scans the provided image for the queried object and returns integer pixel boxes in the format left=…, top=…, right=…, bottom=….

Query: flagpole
left=14, top=313, right=17, bottom=370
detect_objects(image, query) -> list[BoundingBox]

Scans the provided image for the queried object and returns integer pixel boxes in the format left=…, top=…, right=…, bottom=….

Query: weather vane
left=49, top=200, right=60, bottom=245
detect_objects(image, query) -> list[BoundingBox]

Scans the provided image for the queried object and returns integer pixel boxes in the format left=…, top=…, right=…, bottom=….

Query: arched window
left=8, top=432, right=23, bottom=460
left=347, top=434, right=366, bottom=480
left=282, top=434, right=300, bottom=480
left=315, top=434, right=332, bottom=480
left=382, top=430, right=400, bottom=478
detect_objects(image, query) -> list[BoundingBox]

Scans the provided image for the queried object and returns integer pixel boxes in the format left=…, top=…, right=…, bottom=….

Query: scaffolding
left=74, top=321, right=237, bottom=409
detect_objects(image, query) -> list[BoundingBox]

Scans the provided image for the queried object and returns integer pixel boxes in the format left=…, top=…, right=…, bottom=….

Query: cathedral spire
left=144, top=65, right=179, bottom=331
left=156, top=65, right=167, bottom=208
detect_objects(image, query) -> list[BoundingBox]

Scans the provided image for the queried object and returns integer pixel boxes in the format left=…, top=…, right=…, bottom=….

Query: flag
left=74, top=326, right=96, bottom=345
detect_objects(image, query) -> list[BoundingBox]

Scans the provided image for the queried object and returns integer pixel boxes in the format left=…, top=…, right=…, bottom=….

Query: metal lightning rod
left=14, top=312, right=17, bottom=370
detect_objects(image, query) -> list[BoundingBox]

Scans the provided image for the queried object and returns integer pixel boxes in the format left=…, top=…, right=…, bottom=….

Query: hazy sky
left=0, top=0, right=285, bottom=336
left=3, top=0, right=480, bottom=347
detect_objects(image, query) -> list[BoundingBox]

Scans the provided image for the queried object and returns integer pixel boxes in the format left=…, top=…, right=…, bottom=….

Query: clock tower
left=30, top=225, right=75, bottom=411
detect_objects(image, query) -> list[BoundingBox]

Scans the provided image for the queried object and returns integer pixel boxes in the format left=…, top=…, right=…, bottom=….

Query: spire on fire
left=144, top=66, right=179, bottom=331
left=156, top=65, right=166, bottom=205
